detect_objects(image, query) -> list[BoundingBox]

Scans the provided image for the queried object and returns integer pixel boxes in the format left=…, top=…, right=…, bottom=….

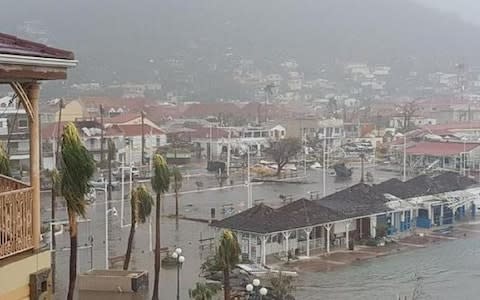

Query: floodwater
left=296, top=237, right=480, bottom=300
left=47, top=163, right=472, bottom=300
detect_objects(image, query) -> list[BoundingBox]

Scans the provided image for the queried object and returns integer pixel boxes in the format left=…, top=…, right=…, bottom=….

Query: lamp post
left=172, top=247, right=185, bottom=300
left=246, top=278, right=268, bottom=299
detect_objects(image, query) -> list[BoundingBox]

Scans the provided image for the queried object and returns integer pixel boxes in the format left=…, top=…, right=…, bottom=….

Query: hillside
left=1, top=0, right=479, bottom=98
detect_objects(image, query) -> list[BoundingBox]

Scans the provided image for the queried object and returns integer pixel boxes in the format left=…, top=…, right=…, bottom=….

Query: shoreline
left=275, top=221, right=480, bottom=274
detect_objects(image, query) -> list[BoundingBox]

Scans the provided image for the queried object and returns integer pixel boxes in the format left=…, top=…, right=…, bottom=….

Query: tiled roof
left=107, top=124, right=165, bottom=137
left=0, top=33, right=74, bottom=60
left=406, top=141, right=480, bottom=156
left=104, top=113, right=140, bottom=124
left=182, top=102, right=240, bottom=118
left=316, top=183, right=391, bottom=218
left=373, top=172, right=477, bottom=199
left=212, top=200, right=345, bottom=234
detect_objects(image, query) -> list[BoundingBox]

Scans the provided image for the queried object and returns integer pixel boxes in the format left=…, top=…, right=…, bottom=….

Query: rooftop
left=0, top=33, right=74, bottom=60
left=405, top=141, right=480, bottom=156
left=315, top=183, right=391, bottom=218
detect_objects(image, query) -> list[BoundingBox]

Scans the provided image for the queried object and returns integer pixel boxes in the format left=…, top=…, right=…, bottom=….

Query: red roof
left=406, top=141, right=480, bottom=156
left=0, top=33, right=74, bottom=60
left=104, top=113, right=140, bottom=124
left=41, top=121, right=68, bottom=139
left=107, top=124, right=165, bottom=137
left=182, top=103, right=240, bottom=118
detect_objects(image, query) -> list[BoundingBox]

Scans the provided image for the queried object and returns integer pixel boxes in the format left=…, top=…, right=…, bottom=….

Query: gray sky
left=416, top=0, right=480, bottom=25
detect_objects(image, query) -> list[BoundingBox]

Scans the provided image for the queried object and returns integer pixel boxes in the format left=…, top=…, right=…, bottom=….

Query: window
left=254, top=131, right=261, bottom=137
left=18, top=119, right=28, bottom=128
left=156, top=137, right=161, bottom=146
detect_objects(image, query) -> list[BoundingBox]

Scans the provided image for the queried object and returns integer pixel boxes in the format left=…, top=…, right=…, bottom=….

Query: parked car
left=89, top=178, right=119, bottom=190
left=112, top=166, right=140, bottom=179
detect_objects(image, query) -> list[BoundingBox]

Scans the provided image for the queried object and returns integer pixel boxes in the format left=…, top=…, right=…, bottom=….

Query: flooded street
left=43, top=164, right=478, bottom=300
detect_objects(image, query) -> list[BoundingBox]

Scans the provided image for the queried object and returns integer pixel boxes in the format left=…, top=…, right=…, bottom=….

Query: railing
left=0, top=175, right=33, bottom=260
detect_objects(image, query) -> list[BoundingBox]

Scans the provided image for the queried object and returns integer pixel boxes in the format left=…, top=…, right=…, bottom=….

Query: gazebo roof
left=315, top=183, right=392, bottom=218
left=0, top=33, right=74, bottom=60
left=0, top=32, right=77, bottom=81
left=212, top=199, right=347, bottom=234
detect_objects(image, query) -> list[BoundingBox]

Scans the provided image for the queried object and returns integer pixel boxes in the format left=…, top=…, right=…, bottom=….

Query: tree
left=265, top=138, right=302, bottom=176
left=189, top=282, right=219, bottom=300
left=61, top=122, right=95, bottom=300
left=218, top=230, right=241, bottom=300
left=170, top=167, right=183, bottom=219
left=0, top=145, right=10, bottom=176
left=123, top=185, right=154, bottom=270
left=269, top=271, right=296, bottom=300
left=396, top=100, right=418, bottom=132
left=151, top=154, right=170, bottom=300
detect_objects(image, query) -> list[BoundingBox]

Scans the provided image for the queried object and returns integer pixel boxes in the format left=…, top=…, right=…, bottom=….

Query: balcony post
left=26, top=82, right=41, bottom=249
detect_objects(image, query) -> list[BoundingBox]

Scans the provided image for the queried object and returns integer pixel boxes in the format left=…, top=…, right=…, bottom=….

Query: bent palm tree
left=61, top=123, right=95, bottom=300
left=123, top=185, right=154, bottom=270
left=189, top=282, right=219, bottom=300
left=171, top=167, right=183, bottom=219
left=151, top=154, right=170, bottom=300
left=218, top=230, right=240, bottom=300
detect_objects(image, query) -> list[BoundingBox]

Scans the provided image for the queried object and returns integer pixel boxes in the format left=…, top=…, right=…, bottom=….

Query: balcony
left=0, top=175, right=33, bottom=260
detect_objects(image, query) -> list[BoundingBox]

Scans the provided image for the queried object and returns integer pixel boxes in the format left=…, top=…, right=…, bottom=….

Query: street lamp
left=246, top=278, right=268, bottom=299
left=172, top=247, right=185, bottom=300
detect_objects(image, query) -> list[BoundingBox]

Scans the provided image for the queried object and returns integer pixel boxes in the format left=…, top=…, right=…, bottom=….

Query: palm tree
left=61, top=122, right=95, bottom=300
left=123, top=185, right=154, bottom=270
left=0, top=145, right=10, bottom=176
left=218, top=230, right=240, bottom=300
left=189, top=282, right=219, bottom=300
left=151, top=154, right=170, bottom=300
left=171, top=167, right=183, bottom=219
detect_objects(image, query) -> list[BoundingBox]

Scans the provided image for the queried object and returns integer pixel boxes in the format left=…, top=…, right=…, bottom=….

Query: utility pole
left=360, top=153, right=365, bottom=183
left=226, top=129, right=231, bottom=177
left=55, top=98, right=64, bottom=168
left=247, top=149, right=253, bottom=208
left=141, top=111, right=145, bottom=166
left=403, top=135, right=407, bottom=182
left=100, top=104, right=104, bottom=163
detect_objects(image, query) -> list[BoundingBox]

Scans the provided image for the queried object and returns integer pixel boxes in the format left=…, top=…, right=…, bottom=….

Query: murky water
left=296, top=238, right=480, bottom=300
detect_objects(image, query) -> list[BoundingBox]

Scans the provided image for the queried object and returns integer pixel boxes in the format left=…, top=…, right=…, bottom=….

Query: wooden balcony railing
left=0, top=175, right=33, bottom=260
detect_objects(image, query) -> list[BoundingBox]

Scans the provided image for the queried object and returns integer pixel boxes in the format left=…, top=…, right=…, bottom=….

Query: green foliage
left=218, top=230, right=241, bottom=271
left=269, top=272, right=296, bottom=300
left=60, top=122, right=95, bottom=217
left=132, top=185, right=154, bottom=224
left=171, top=167, right=183, bottom=191
left=189, top=282, right=219, bottom=300
left=0, top=145, right=10, bottom=176
left=151, top=153, right=170, bottom=194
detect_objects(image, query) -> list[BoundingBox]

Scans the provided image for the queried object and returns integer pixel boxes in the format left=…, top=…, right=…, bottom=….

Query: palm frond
left=151, top=154, right=170, bottom=194
left=60, top=122, right=95, bottom=217
left=133, top=185, right=154, bottom=223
